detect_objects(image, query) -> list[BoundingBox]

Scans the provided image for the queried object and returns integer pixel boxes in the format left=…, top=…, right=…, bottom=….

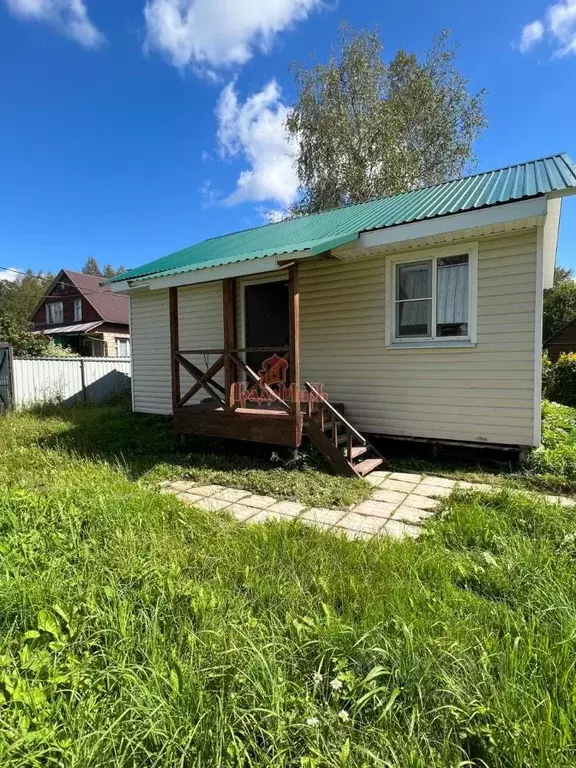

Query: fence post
left=80, top=358, right=87, bottom=402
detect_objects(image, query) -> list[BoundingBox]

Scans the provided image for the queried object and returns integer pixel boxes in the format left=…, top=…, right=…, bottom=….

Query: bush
left=542, top=352, right=576, bottom=406
left=43, top=339, right=78, bottom=357
left=0, top=313, right=49, bottom=357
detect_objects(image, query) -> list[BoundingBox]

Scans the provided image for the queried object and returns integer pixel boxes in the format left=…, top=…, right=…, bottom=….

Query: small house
left=544, top=318, right=576, bottom=362
left=32, top=270, right=130, bottom=357
left=108, top=154, right=576, bottom=476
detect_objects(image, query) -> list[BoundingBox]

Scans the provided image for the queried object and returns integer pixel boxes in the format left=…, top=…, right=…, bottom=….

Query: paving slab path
left=161, top=471, right=576, bottom=541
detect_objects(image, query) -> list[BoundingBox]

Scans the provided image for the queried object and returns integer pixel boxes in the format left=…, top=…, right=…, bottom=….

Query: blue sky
left=1, top=0, right=576, bottom=281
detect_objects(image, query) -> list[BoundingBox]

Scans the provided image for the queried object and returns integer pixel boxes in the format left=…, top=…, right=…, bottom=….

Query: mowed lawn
left=1, top=407, right=576, bottom=766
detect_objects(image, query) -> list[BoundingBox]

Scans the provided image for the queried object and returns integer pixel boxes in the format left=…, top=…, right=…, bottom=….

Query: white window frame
left=115, top=337, right=130, bottom=357
left=73, top=297, right=82, bottom=322
left=45, top=301, right=64, bottom=325
left=386, top=242, right=478, bottom=349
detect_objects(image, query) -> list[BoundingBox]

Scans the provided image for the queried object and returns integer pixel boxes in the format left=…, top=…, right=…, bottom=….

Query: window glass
left=116, top=338, right=130, bottom=357
left=396, top=299, right=432, bottom=337
left=436, top=255, right=469, bottom=337
left=74, top=298, right=82, bottom=322
left=396, top=261, right=431, bottom=300
left=395, top=261, right=432, bottom=337
left=46, top=302, right=63, bottom=325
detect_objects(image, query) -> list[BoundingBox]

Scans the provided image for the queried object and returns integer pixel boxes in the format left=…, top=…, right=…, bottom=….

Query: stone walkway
left=161, top=471, right=575, bottom=541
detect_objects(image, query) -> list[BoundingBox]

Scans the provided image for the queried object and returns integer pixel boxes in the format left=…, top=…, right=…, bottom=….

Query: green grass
left=394, top=400, right=576, bottom=496
left=1, top=408, right=576, bottom=765
left=17, top=403, right=371, bottom=509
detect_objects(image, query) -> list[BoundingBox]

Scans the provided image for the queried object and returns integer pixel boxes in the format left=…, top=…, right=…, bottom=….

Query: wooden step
left=343, top=445, right=367, bottom=460
left=355, top=458, right=385, bottom=476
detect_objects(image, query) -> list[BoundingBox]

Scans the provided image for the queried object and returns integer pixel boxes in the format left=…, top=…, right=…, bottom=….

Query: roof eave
left=111, top=250, right=316, bottom=293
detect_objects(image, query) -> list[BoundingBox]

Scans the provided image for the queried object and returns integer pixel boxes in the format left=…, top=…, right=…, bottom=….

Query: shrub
left=43, top=339, right=78, bottom=357
left=543, top=352, right=576, bottom=406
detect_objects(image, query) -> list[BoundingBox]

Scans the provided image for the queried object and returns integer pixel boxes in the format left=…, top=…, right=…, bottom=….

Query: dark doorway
left=244, top=280, right=289, bottom=376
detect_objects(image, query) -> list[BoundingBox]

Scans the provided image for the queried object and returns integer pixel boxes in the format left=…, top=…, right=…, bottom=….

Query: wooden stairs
left=303, top=382, right=387, bottom=478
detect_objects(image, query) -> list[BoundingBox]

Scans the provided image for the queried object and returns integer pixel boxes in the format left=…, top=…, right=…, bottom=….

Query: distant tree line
left=81, top=257, right=125, bottom=279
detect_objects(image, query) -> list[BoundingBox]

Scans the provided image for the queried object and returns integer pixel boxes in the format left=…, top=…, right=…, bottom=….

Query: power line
left=0, top=266, right=123, bottom=298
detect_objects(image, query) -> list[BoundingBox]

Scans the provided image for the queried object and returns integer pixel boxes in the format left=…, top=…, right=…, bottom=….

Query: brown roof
left=63, top=270, right=129, bottom=325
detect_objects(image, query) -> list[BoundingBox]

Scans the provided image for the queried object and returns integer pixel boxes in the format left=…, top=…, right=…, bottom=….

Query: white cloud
left=548, top=0, right=576, bottom=55
left=518, top=20, right=544, bottom=52
left=216, top=79, right=299, bottom=209
left=0, top=267, right=19, bottom=282
left=198, top=179, right=221, bottom=208
left=143, top=0, right=323, bottom=72
left=4, top=0, right=104, bottom=48
left=517, top=0, right=576, bottom=56
left=259, top=208, right=287, bottom=223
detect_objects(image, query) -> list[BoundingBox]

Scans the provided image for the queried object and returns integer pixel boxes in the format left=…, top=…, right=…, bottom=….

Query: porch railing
left=173, top=347, right=292, bottom=413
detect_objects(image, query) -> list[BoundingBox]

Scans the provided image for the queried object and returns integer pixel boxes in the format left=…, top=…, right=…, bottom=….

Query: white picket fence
left=12, top=357, right=132, bottom=408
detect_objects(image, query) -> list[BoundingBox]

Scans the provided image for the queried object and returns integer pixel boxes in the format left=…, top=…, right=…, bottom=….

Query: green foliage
left=0, top=269, right=53, bottom=357
left=542, top=352, right=576, bottom=407
left=81, top=256, right=101, bottom=276
left=526, top=400, right=576, bottom=488
left=43, top=339, right=78, bottom=357
left=0, top=269, right=51, bottom=323
left=543, top=266, right=576, bottom=340
left=0, top=313, right=49, bottom=357
left=542, top=350, right=553, bottom=396
left=287, top=25, right=487, bottom=215
left=81, top=258, right=125, bottom=278
left=1, top=410, right=576, bottom=764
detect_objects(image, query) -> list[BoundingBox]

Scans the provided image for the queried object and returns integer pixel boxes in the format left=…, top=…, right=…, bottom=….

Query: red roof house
left=31, top=269, right=130, bottom=357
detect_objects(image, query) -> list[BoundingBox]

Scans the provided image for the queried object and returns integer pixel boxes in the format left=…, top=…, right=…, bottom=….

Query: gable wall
left=32, top=274, right=101, bottom=328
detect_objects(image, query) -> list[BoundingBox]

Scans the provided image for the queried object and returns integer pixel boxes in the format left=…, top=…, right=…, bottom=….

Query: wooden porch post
left=222, top=278, right=236, bottom=409
left=169, top=287, right=180, bottom=411
left=288, top=263, right=300, bottom=421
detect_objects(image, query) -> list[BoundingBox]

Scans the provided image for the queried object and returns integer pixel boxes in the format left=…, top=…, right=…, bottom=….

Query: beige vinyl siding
left=130, top=229, right=539, bottom=445
left=178, top=282, right=224, bottom=406
left=299, top=230, right=538, bottom=446
left=130, top=283, right=224, bottom=415
left=130, top=289, right=172, bottom=415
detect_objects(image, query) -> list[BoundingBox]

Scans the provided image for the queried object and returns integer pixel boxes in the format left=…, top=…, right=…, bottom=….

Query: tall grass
left=16, top=403, right=371, bottom=508
left=1, top=410, right=576, bottom=765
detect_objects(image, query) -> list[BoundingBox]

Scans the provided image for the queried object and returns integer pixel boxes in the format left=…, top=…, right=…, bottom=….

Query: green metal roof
left=111, top=153, right=576, bottom=285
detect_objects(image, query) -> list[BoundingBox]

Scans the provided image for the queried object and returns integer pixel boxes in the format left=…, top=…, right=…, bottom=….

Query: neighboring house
left=544, top=318, right=576, bottom=361
left=31, top=270, right=130, bottom=357
left=108, top=153, right=576, bottom=477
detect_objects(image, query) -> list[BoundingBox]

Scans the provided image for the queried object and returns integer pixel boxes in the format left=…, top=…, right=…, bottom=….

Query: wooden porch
left=169, top=263, right=385, bottom=477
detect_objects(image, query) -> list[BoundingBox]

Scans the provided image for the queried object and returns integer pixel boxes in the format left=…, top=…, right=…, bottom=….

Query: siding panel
left=299, top=230, right=538, bottom=445
left=130, top=284, right=225, bottom=415
left=131, top=290, right=172, bottom=414
left=178, top=283, right=224, bottom=406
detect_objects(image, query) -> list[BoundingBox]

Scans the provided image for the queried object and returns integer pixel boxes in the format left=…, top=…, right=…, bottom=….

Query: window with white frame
left=73, top=298, right=82, bottom=322
left=389, top=246, right=476, bottom=345
left=45, top=301, right=63, bottom=325
left=116, top=337, right=130, bottom=357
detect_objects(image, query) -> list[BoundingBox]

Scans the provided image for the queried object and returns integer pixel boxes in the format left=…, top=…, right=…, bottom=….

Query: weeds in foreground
left=1, top=411, right=576, bottom=765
